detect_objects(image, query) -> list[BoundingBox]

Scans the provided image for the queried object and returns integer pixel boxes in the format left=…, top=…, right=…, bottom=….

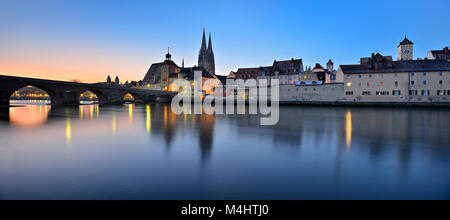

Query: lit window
left=380, top=82, right=384, bottom=86
left=347, top=82, right=352, bottom=87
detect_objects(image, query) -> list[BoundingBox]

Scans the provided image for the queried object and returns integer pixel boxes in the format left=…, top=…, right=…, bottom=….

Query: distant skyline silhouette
left=1, top=0, right=449, bottom=82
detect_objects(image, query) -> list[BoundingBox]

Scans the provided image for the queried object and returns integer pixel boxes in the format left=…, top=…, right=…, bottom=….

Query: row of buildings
left=341, top=38, right=450, bottom=103
left=136, top=31, right=450, bottom=103
left=228, top=58, right=343, bottom=86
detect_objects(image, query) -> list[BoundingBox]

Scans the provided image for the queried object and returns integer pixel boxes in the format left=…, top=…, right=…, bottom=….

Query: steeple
left=182, top=58, right=185, bottom=68
left=208, top=33, right=213, bottom=52
left=198, top=29, right=216, bottom=75
left=200, top=29, right=207, bottom=52
left=165, top=47, right=172, bottom=60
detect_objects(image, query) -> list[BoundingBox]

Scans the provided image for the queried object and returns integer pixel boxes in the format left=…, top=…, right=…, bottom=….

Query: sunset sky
left=1, top=0, right=449, bottom=83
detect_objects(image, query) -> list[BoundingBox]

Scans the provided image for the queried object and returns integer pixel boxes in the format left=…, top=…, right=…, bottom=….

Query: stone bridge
left=0, top=75, right=176, bottom=105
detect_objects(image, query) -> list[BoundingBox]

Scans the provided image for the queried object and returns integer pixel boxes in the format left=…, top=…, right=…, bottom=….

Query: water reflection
left=9, top=101, right=51, bottom=128
left=66, top=113, right=72, bottom=144
left=345, top=110, right=352, bottom=149
left=79, top=104, right=100, bottom=121
left=146, top=105, right=151, bottom=133
left=0, top=103, right=449, bottom=199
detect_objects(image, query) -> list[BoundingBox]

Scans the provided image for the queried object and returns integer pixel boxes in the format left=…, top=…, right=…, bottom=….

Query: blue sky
left=1, top=0, right=449, bottom=81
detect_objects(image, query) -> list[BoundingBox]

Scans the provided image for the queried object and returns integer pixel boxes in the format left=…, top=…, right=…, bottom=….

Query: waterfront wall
left=279, top=83, right=344, bottom=102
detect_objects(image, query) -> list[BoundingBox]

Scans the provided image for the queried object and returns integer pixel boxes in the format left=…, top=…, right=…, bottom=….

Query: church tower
left=207, top=33, right=215, bottom=75
left=198, top=29, right=216, bottom=75
left=398, top=36, right=414, bottom=61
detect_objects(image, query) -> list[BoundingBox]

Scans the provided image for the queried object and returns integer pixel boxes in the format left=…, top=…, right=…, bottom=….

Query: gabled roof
left=236, top=67, right=260, bottom=75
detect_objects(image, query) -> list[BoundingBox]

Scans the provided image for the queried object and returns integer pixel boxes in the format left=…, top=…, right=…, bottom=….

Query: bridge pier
left=0, top=91, right=12, bottom=106
left=51, top=91, right=80, bottom=106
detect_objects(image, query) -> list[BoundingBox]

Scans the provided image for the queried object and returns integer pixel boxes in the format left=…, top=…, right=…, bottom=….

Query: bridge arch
left=9, top=85, right=56, bottom=105
left=123, top=92, right=144, bottom=103
left=81, top=89, right=108, bottom=105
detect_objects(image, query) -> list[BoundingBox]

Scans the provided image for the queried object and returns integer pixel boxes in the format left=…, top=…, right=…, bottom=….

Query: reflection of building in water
left=198, top=113, right=215, bottom=164
left=350, top=108, right=450, bottom=165
left=145, top=104, right=178, bottom=150
left=9, top=105, right=51, bottom=127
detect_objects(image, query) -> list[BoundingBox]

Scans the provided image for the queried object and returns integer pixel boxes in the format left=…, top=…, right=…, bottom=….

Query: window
left=346, top=91, right=354, bottom=95
left=423, top=80, right=427, bottom=85
left=411, top=80, right=415, bottom=85
left=380, top=82, right=384, bottom=86
left=421, top=90, right=430, bottom=96
left=411, top=72, right=415, bottom=76
left=423, top=72, right=427, bottom=76
left=359, top=82, right=362, bottom=86
left=393, top=90, right=401, bottom=96
left=347, top=82, right=352, bottom=87
left=367, top=82, right=370, bottom=87
left=369, top=74, right=372, bottom=78
left=440, top=72, right=443, bottom=76
left=409, top=90, right=418, bottom=96
left=439, top=80, right=443, bottom=85
left=362, top=91, right=371, bottom=95
left=437, top=90, right=445, bottom=95
left=359, top=74, right=362, bottom=78
left=395, top=81, right=399, bottom=87
left=395, top=73, right=398, bottom=77
left=376, top=91, right=389, bottom=96
left=448, top=90, right=450, bottom=96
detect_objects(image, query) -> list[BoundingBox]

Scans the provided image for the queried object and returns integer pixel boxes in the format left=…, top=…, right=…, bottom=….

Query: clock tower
left=397, top=36, right=414, bottom=61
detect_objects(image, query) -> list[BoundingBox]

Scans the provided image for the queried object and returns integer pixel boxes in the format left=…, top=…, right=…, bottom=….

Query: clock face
left=403, top=49, right=411, bottom=55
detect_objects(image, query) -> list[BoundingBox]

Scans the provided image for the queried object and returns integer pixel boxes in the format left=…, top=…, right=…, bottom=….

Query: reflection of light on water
left=128, top=104, right=134, bottom=125
left=66, top=117, right=72, bottom=144
left=112, top=111, right=116, bottom=134
left=90, top=105, right=94, bottom=120
left=9, top=104, right=51, bottom=127
left=80, top=106, right=84, bottom=120
left=79, top=104, right=100, bottom=120
left=345, top=111, right=353, bottom=149
left=146, top=105, right=151, bottom=133
left=164, top=105, right=168, bottom=128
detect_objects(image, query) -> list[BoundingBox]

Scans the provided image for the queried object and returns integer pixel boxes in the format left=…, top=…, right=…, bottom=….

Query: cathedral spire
left=208, top=32, right=213, bottom=52
left=200, top=28, right=207, bottom=52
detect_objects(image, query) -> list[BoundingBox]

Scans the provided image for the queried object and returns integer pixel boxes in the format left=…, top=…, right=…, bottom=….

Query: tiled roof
left=341, top=59, right=450, bottom=74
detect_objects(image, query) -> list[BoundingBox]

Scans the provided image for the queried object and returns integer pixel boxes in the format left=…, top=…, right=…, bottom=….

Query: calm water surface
left=0, top=101, right=449, bottom=200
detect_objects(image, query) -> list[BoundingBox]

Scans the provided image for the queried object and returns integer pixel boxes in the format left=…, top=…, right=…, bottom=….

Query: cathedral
left=141, top=30, right=217, bottom=90
left=198, top=29, right=215, bottom=75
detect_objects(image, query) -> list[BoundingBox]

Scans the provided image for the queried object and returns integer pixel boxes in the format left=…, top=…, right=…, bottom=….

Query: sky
left=1, top=0, right=450, bottom=83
